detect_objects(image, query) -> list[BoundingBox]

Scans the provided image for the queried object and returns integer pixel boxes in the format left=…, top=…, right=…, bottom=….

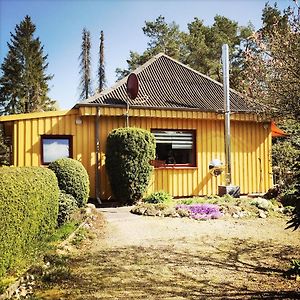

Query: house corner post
left=95, top=106, right=102, bottom=204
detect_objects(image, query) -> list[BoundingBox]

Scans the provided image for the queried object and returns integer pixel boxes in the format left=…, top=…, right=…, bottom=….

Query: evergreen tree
left=182, top=16, right=253, bottom=88
left=116, top=15, right=253, bottom=90
left=98, top=30, right=105, bottom=93
left=0, top=15, right=55, bottom=115
left=79, top=28, right=92, bottom=100
left=116, top=15, right=183, bottom=80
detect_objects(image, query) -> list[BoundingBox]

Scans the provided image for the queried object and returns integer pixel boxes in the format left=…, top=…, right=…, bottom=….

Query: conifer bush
left=105, top=127, right=155, bottom=204
left=49, top=158, right=90, bottom=207
left=0, top=167, right=59, bottom=278
left=57, top=191, right=77, bottom=226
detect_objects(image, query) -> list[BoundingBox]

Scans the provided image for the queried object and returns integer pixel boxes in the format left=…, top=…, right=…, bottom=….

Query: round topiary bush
left=105, top=127, right=155, bottom=204
left=49, top=158, right=90, bottom=207
left=57, top=191, right=77, bottom=226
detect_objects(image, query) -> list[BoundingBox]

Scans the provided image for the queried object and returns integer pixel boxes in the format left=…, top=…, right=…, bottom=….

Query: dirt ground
left=34, top=206, right=300, bottom=299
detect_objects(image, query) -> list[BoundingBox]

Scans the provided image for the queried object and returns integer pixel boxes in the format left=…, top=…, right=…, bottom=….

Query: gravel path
left=34, top=206, right=300, bottom=299
left=96, top=206, right=300, bottom=249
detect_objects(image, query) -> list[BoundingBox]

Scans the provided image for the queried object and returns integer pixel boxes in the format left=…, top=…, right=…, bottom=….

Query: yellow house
left=0, top=53, right=274, bottom=201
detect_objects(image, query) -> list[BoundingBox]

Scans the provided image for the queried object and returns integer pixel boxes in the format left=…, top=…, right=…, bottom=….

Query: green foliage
left=285, top=259, right=300, bottom=278
left=0, top=15, right=55, bottom=115
left=71, top=227, right=88, bottom=246
left=0, top=127, right=10, bottom=165
left=178, top=195, right=234, bottom=205
left=272, top=119, right=300, bottom=229
left=250, top=198, right=274, bottom=211
left=273, top=120, right=300, bottom=191
left=131, top=202, right=176, bottom=217
left=116, top=15, right=253, bottom=90
left=0, top=167, right=59, bottom=278
left=243, top=4, right=300, bottom=119
left=286, top=203, right=300, bottom=231
left=49, top=221, right=79, bottom=243
left=183, top=15, right=253, bottom=88
left=57, top=191, right=78, bottom=227
left=247, top=3, right=300, bottom=230
left=144, top=191, right=173, bottom=204
left=105, top=127, right=155, bottom=204
left=49, top=158, right=90, bottom=207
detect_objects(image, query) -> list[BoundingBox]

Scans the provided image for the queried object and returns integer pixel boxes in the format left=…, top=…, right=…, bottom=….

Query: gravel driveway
left=34, top=206, right=300, bottom=299
left=96, top=206, right=299, bottom=248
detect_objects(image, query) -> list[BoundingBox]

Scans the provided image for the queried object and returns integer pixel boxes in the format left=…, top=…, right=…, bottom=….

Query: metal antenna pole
left=126, top=100, right=129, bottom=127
left=222, top=44, right=231, bottom=186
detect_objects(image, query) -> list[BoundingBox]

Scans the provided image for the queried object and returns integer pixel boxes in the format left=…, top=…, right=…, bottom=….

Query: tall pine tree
left=0, top=15, right=55, bottom=115
left=79, top=28, right=92, bottom=100
left=98, top=30, right=105, bottom=93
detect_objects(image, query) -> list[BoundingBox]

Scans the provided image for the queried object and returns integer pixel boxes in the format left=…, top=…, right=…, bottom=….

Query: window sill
left=154, top=165, right=197, bottom=170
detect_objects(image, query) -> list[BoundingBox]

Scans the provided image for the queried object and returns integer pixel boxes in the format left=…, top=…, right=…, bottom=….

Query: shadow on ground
left=35, top=237, right=300, bottom=299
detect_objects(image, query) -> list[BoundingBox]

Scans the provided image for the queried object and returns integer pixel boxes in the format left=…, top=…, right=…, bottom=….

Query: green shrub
left=0, top=167, right=59, bottom=278
left=57, top=191, right=77, bottom=226
left=105, top=127, right=155, bottom=204
left=49, top=158, right=90, bottom=207
left=285, top=259, right=300, bottom=278
left=250, top=198, right=274, bottom=211
left=144, top=191, right=173, bottom=204
left=273, top=119, right=300, bottom=205
left=131, top=203, right=176, bottom=217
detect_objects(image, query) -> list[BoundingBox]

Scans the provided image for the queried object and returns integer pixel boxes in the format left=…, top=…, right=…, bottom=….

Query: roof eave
left=76, top=102, right=259, bottom=115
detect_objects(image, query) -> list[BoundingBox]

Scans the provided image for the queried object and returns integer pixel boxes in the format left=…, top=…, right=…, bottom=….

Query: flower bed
left=131, top=202, right=223, bottom=220
left=176, top=204, right=223, bottom=220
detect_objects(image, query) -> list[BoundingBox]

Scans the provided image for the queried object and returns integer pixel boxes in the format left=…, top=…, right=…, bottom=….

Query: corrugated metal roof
left=80, top=53, right=257, bottom=113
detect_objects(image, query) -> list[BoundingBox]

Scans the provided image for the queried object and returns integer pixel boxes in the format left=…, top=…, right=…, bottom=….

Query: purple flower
left=175, top=204, right=223, bottom=220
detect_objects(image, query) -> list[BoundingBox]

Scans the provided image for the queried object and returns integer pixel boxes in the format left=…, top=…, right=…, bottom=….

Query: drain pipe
left=95, top=106, right=102, bottom=204
left=222, top=44, right=232, bottom=186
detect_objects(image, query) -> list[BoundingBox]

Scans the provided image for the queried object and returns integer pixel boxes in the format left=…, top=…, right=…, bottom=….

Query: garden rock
left=258, top=210, right=267, bottom=219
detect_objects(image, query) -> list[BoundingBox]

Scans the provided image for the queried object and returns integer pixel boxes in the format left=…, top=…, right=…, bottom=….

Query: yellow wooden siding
left=12, top=113, right=96, bottom=197
left=97, top=115, right=272, bottom=199
left=8, top=107, right=272, bottom=199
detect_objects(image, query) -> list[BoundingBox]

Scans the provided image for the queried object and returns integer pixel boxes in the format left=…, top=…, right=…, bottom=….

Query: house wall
left=3, top=107, right=272, bottom=199
left=8, top=110, right=97, bottom=197
left=96, top=111, right=272, bottom=199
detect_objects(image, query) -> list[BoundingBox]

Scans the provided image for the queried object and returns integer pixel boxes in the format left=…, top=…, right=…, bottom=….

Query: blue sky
left=0, top=0, right=294, bottom=109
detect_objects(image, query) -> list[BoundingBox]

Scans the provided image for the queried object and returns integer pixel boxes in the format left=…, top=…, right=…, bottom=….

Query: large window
left=152, top=130, right=196, bottom=167
left=41, top=135, right=72, bottom=164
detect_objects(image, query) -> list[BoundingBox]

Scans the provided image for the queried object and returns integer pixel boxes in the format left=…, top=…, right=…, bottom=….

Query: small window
left=152, top=130, right=196, bottom=167
left=41, top=135, right=72, bottom=164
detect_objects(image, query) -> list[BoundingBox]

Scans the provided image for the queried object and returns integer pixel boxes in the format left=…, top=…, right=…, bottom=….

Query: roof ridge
left=131, top=52, right=165, bottom=75
left=77, top=52, right=259, bottom=114
left=158, top=53, right=243, bottom=97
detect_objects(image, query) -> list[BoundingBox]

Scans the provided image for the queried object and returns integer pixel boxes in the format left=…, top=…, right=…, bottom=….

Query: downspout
left=95, top=106, right=102, bottom=204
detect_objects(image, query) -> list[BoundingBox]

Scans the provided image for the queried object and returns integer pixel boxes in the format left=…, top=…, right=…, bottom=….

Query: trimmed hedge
left=0, top=167, right=59, bottom=278
left=105, top=127, right=155, bottom=204
left=49, top=158, right=90, bottom=207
